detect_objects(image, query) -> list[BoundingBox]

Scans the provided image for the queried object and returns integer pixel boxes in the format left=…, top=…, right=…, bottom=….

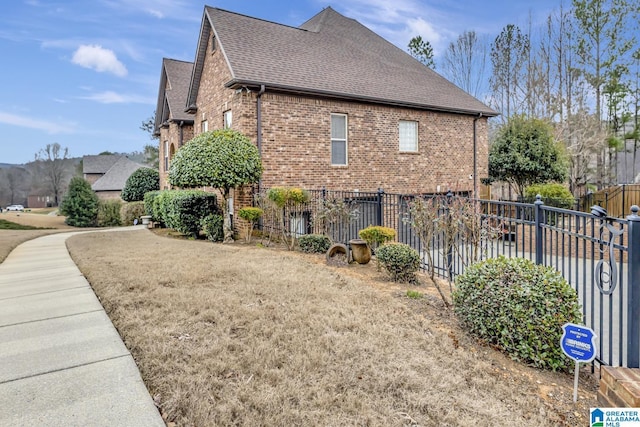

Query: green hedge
left=453, top=256, right=581, bottom=371
left=97, top=199, right=122, bottom=227
left=121, top=201, right=145, bottom=225
left=144, top=190, right=219, bottom=237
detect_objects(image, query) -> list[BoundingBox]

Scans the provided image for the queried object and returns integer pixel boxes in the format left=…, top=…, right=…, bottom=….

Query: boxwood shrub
left=201, top=214, right=224, bottom=242
left=375, top=243, right=420, bottom=283
left=164, top=190, right=219, bottom=238
left=453, top=256, right=581, bottom=371
left=144, top=191, right=161, bottom=221
left=359, top=226, right=396, bottom=250
left=97, top=199, right=122, bottom=227
left=298, top=234, right=331, bottom=253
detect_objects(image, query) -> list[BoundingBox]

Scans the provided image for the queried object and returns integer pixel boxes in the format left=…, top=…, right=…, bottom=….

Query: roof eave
left=225, top=79, right=498, bottom=117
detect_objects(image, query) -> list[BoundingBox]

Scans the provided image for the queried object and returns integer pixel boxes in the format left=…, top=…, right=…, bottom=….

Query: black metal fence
left=254, top=188, right=640, bottom=368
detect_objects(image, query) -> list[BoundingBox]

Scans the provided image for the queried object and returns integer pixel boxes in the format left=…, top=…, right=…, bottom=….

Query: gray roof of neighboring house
left=154, top=58, right=195, bottom=135
left=91, top=157, right=148, bottom=192
left=83, top=155, right=122, bottom=174
left=187, top=6, right=497, bottom=117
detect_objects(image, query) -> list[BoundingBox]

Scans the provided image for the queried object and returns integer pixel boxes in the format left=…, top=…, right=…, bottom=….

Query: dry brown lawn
left=0, top=211, right=73, bottom=262
left=66, top=230, right=598, bottom=426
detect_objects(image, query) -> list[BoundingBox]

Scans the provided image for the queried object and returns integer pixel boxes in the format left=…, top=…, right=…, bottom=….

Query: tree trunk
left=222, top=189, right=234, bottom=243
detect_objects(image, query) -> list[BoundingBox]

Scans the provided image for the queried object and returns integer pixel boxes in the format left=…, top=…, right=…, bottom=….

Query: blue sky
left=1, top=0, right=561, bottom=165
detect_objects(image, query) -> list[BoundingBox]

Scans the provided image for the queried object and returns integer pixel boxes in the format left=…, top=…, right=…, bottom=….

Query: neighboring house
left=155, top=6, right=497, bottom=197
left=154, top=59, right=195, bottom=189
left=83, top=155, right=148, bottom=200
left=27, top=195, right=53, bottom=208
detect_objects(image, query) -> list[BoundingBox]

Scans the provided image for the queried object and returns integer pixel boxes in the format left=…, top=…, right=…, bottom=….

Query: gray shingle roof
left=188, top=6, right=496, bottom=117
left=91, top=157, right=148, bottom=192
left=154, top=58, right=195, bottom=134
left=83, top=155, right=122, bottom=174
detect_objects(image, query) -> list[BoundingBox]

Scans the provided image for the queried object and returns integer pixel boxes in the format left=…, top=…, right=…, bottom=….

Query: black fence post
left=376, top=188, right=384, bottom=226
left=627, top=205, right=640, bottom=368
left=534, top=195, right=544, bottom=265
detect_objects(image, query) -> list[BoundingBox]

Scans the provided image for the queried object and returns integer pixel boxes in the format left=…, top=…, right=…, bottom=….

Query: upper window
left=211, top=35, right=217, bottom=53
left=164, top=140, right=169, bottom=171
left=223, top=110, right=232, bottom=129
left=201, top=120, right=208, bottom=133
left=399, top=120, right=418, bottom=152
left=331, top=114, right=348, bottom=166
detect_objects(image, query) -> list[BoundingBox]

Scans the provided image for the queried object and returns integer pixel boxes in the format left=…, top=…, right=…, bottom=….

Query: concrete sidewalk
left=0, top=228, right=165, bottom=426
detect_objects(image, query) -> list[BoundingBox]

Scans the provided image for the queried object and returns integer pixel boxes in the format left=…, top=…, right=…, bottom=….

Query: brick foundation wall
left=598, top=367, right=640, bottom=407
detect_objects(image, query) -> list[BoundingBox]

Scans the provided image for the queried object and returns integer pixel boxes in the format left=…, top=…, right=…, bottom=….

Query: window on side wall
left=164, top=140, right=169, bottom=171
left=331, top=113, right=347, bottom=165
left=399, top=120, right=418, bottom=152
left=224, top=110, right=232, bottom=129
left=201, top=120, right=208, bottom=133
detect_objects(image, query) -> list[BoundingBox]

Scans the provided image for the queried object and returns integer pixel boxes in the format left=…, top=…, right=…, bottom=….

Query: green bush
left=59, top=177, right=99, bottom=227
left=144, top=191, right=161, bottom=220
left=97, top=199, right=122, bottom=227
left=453, top=256, right=581, bottom=371
left=121, top=168, right=160, bottom=202
left=163, top=190, right=219, bottom=238
left=523, top=183, right=575, bottom=209
left=238, top=207, right=263, bottom=223
left=298, top=234, right=332, bottom=253
left=121, top=201, right=145, bottom=225
left=375, top=243, right=420, bottom=283
left=359, top=226, right=396, bottom=249
left=201, top=214, right=224, bottom=242
left=267, top=187, right=310, bottom=207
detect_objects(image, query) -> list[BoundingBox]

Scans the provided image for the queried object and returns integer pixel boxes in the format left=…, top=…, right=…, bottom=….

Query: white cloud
left=71, top=44, right=128, bottom=77
left=80, top=91, right=154, bottom=105
left=0, top=111, right=75, bottom=134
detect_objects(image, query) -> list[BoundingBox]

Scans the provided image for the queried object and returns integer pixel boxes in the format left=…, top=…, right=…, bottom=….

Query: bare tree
left=34, top=143, right=71, bottom=206
left=489, top=24, right=530, bottom=121
left=441, top=30, right=487, bottom=98
left=0, top=167, right=31, bottom=206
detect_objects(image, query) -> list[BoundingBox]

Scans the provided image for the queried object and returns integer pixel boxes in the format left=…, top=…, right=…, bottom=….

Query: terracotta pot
left=349, top=239, right=371, bottom=264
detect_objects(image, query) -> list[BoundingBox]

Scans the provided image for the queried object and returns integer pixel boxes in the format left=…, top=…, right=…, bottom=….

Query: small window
left=211, top=35, right=217, bottom=53
left=164, top=140, right=169, bottom=171
left=201, top=120, right=208, bottom=133
left=331, top=113, right=347, bottom=165
left=399, top=120, right=418, bottom=152
left=223, top=110, right=232, bottom=129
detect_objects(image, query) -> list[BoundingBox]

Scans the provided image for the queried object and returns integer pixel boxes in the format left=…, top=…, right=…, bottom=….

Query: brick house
left=83, top=154, right=149, bottom=200
left=155, top=6, right=496, bottom=202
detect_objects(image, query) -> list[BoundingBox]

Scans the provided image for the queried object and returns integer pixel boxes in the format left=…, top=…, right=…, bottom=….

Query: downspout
left=257, top=84, right=266, bottom=192
left=473, top=113, right=483, bottom=199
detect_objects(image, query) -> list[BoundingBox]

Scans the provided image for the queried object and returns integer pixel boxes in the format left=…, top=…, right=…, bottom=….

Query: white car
left=5, top=205, right=24, bottom=211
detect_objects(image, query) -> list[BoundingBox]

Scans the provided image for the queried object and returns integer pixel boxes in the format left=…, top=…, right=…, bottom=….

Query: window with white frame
left=399, top=120, right=418, bottom=152
left=223, top=110, right=232, bottom=129
left=164, top=140, right=169, bottom=171
left=331, top=113, right=347, bottom=165
left=201, top=120, right=208, bottom=133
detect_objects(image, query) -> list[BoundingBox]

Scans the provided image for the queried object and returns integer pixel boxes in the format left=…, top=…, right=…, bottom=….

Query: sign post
left=561, top=323, right=597, bottom=403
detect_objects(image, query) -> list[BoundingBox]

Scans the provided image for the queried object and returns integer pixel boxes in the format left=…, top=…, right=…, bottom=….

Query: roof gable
left=187, top=6, right=496, bottom=117
left=91, top=157, right=148, bottom=192
left=83, top=154, right=122, bottom=174
left=154, top=58, right=195, bottom=135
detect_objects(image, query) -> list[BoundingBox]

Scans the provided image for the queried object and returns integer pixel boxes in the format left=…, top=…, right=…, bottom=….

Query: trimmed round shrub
left=267, top=187, right=310, bottom=207
left=359, top=226, right=396, bottom=249
left=298, top=234, right=331, bottom=253
left=121, top=167, right=160, bottom=202
left=121, top=201, right=145, bottom=225
left=60, top=177, right=99, bottom=227
left=201, top=214, right=224, bottom=242
left=97, top=199, right=122, bottom=227
left=375, top=243, right=420, bottom=283
left=238, top=207, right=263, bottom=223
left=453, top=256, right=581, bottom=371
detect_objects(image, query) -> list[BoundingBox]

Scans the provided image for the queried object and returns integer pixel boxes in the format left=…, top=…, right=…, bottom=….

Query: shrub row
left=144, top=190, right=220, bottom=238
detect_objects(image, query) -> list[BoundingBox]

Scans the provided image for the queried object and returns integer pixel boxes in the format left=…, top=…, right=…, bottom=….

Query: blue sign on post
left=561, top=323, right=597, bottom=403
left=561, top=323, right=597, bottom=362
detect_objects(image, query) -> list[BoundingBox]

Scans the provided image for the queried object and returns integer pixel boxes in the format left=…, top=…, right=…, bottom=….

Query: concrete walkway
left=0, top=228, right=165, bottom=426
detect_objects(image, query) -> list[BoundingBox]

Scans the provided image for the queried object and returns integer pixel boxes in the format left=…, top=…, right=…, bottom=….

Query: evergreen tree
left=59, top=177, right=99, bottom=227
